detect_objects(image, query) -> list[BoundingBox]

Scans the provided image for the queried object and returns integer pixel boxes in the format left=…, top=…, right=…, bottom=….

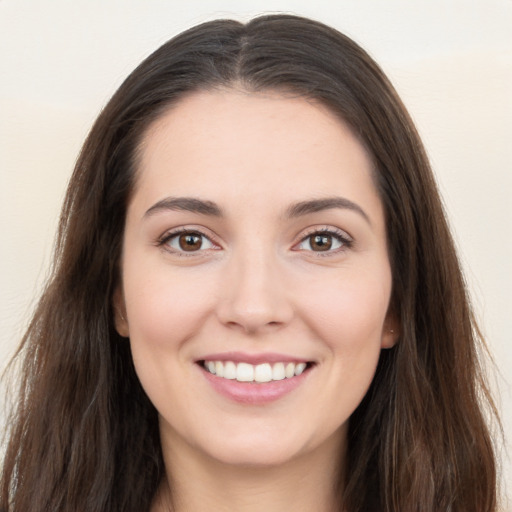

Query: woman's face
left=115, top=89, right=397, bottom=468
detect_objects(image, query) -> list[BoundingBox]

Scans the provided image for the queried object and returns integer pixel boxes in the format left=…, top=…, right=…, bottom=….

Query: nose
left=216, top=247, right=294, bottom=334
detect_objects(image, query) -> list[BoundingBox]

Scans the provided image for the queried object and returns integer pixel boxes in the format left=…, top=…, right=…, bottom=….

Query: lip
left=197, top=359, right=313, bottom=405
left=197, top=351, right=311, bottom=365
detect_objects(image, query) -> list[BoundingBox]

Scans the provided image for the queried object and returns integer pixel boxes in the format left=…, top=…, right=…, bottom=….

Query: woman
left=0, top=14, right=499, bottom=512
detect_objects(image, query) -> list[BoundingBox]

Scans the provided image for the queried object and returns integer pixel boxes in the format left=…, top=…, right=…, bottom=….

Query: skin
left=114, top=89, right=398, bottom=512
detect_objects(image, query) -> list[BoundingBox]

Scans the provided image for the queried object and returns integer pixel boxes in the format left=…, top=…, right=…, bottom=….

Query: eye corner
left=292, top=226, right=353, bottom=255
left=157, top=226, right=222, bottom=256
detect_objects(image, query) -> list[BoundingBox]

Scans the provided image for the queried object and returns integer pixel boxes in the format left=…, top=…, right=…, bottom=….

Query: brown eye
left=164, top=231, right=215, bottom=253
left=179, top=233, right=203, bottom=251
left=296, top=230, right=349, bottom=253
left=310, top=234, right=333, bottom=251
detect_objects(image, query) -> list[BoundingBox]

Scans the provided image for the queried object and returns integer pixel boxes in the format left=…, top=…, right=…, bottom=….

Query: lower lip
left=200, top=365, right=311, bottom=405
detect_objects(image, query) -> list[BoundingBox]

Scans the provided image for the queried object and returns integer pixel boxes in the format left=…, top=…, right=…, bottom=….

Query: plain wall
left=1, top=0, right=511, bottom=506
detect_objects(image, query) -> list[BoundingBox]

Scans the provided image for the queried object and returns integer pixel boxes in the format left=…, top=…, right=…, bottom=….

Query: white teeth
left=254, top=363, right=272, bottom=383
left=294, top=362, right=307, bottom=376
left=224, top=361, right=237, bottom=379
left=203, top=360, right=310, bottom=383
left=236, top=362, right=254, bottom=382
left=272, top=362, right=285, bottom=381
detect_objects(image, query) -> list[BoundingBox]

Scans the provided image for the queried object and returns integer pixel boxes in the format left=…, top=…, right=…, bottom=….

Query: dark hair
left=1, top=14, right=499, bottom=512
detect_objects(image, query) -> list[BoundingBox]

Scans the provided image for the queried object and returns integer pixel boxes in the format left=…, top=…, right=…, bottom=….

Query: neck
left=153, top=429, right=345, bottom=512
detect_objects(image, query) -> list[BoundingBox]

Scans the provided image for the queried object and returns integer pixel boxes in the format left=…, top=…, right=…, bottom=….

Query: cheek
left=298, top=265, right=392, bottom=347
left=122, top=267, right=219, bottom=415
left=122, top=264, right=218, bottom=353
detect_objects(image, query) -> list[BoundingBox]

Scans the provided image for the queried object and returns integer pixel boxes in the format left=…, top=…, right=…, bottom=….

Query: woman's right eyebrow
left=144, top=197, right=224, bottom=218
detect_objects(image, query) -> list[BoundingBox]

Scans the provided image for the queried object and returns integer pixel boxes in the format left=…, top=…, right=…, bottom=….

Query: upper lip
left=197, top=351, right=312, bottom=365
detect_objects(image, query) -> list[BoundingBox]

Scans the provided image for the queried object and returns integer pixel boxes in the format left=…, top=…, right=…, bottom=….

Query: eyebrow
left=144, top=197, right=223, bottom=218
left=285, top=197, right=371, bottom=225
left=143, top=195, right=370, bottom=225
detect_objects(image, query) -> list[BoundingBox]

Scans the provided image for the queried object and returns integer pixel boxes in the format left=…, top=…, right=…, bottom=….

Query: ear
left=381, top=310, right=400, bottom=349
left=112, top=286, right=130, bottom=338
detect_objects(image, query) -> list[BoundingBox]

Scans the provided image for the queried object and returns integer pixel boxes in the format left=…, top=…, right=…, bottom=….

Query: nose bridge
left=217, top=239, right=292, bottom=332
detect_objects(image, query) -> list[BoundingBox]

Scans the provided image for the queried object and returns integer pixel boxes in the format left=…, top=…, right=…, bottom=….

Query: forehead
left=133, top=89, right=383, bottom=222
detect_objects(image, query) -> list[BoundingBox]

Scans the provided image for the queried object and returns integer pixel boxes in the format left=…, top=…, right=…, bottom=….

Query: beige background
left=1, top=0, right=511, bottom=506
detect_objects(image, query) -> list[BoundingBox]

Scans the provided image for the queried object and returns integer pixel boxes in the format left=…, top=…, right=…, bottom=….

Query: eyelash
left=157, top=226, right=353, bottom=256
left=294, top=227, right=353, bottom=255
left=157, top=227, right=220, bottom=256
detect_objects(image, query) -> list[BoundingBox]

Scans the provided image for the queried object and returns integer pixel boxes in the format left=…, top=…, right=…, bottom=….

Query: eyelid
left=157, top=226, right=222, bottom=255
left=155, top=224, right=353, bottom=256
left=292, top=226, right=354, bottom=254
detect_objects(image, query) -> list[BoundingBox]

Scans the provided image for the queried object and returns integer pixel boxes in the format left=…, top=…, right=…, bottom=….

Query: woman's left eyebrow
left=144, top=197, right=224, bottom=218
left=285, top=197, right=371, bottom=226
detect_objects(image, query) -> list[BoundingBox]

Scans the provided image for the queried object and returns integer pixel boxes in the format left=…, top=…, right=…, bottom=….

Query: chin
left=196, top=422, right=341, bottom=469
left=205, top=441, right=305, bottom=468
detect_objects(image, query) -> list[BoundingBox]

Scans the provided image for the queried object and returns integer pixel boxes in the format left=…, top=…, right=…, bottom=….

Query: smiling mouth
left=200, top=360, right=314, bottom=383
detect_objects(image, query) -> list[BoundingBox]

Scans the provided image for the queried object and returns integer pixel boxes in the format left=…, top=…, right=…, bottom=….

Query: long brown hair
left=1, top=14, right=499, bottom=512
